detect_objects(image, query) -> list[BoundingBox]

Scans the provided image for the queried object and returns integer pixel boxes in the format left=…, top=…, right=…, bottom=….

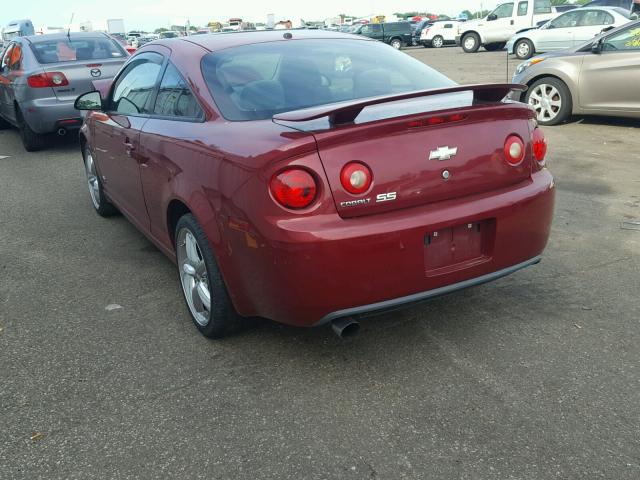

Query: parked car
left=74, top=30, right=554, bottom=338
left=508, top=7, right=631, bottom=59
left=457, top=0, right=559, bottom=52
left=420, top=20, right=460, bottom=48
left=351, top=22, right=413, bottom=49
left=512, top=20, right=640, bottom=125
left=0, top=32, right=128, bottom=151
left=411, top=19, right=433, bottom=45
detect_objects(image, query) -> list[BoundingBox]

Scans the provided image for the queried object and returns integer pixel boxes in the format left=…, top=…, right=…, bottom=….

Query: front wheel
left=526, top=77, right=573, bottom=126
left=83, top=147, right=118, bottom=216
left=432, top=35, right=444, bottom=48
left=175, top=214, right=239, bottom=338
left=515, top=39, right=534, bottom=60
left=462, top=33, right=480, bottom=53
left=390, top=38, right=402, bottom=50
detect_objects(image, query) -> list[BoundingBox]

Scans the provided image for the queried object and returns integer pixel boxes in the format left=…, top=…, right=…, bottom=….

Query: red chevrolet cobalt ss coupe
left=75, top=30, right=554, bottom=338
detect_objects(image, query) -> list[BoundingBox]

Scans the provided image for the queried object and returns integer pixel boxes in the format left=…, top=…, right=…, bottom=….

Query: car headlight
left=515, top=57, right=546, bottom=76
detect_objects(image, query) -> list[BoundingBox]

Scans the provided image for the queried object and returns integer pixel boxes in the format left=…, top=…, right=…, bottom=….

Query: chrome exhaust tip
left=331, top=317, right=360, bottom=338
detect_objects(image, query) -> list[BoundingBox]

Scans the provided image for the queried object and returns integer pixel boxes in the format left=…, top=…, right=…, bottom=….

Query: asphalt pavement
left=1, top=47, right=639, bottom=479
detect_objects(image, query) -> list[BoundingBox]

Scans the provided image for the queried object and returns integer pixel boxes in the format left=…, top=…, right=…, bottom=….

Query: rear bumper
left=224, top=169, right=555, bottom=327
left=19, top=98, right=81, bottom=134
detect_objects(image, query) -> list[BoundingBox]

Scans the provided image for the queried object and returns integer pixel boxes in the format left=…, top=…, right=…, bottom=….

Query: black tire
left=461, top=33, right=480, bottom=53
left=390, top=38, right=402, bottom=50
left=82, top=146, right=118, bottom=217
left=515, top=38, right=534, bottom=60
left=525, top=77, right=573, bottom=126
left=484, top=42, right=506, bottom=52
left=175, top=213, right=240, bottom=338
left=16, top=108, right=46, bottom=152
left=432, top=35, right=444, bottom=48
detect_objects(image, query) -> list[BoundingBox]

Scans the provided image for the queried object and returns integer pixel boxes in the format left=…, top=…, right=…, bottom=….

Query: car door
left=538, top=10, right=584, bottom=51
left=92, top=51, right=164, bottom=230
left=579, top=24, right=640, bottom=113
left=483, top=3, right=516, bottom=43
left=573, top=10, right=615, bottom=46
left=138, top=61, right=207, bottom=248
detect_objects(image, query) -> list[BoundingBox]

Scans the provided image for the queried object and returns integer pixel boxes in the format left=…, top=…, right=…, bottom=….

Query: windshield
left=201, top=39, right=456, bottom=121
left=30, top=38, right=126, bottom=64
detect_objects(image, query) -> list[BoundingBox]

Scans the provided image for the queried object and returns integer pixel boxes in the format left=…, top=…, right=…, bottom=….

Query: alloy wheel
left=528, top=84, right=562, bottom=123
left=84, top=152, right=101, bottom=209
left=464, top=36, right=476, bottom=50
left=177, top=228, right=212, bottom=327
left=516, top=41, right=531, bottom=59
left=433, top=36, right=444, bottom=48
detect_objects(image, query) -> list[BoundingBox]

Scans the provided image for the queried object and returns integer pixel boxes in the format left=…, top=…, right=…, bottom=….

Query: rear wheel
left=462, top=33, right=480, bottom=53
left=484, top=42, right=506, bottom=51
left=515, top=39, right=534, bottom=59
left=432, top=35, right=444, bottom=48
left=175, top=214, right=239, bottom=338
left=390, top=38, right=402, bottom=50
left=16, top=108, right=46, bottom=152
left=526, top=77, right=573, bottom=126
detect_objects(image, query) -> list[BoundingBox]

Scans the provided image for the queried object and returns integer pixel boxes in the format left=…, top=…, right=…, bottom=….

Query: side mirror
left=74, top=91, right=103, bottom=111
left=591, top=39, right=603, bottom=54
left=488, top=14, right=498, bottom=21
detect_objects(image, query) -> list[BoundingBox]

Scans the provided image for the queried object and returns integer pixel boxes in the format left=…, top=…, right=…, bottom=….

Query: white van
left=456, top=0, right=558, bottom=52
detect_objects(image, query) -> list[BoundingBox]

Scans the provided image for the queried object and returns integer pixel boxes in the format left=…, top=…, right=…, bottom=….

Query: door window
left=603, top=26, right=640, bottom=51
left=153, top=63, right=204, bottom=119
left=110, top=53, right=163, bottom=115
left=518, top=2, right=529, bottom=16
left=580, top=10, right=614, bottom=26
left=444, top=24, right=453, bottom=28
left=549, top=11, right=583, bottom=29
left=534, top=0, right=552, bottom=14
left=492, top=3, right=515, bottom=19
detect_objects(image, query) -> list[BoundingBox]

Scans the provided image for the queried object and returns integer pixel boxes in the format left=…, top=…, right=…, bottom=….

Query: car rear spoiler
left=273, top=83, right=527, bottom=125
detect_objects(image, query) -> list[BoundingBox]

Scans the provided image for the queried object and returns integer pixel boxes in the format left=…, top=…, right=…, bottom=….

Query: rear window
left=30, top=38, right=126, bottom=64
left=201, top=39, right=456, bottom=121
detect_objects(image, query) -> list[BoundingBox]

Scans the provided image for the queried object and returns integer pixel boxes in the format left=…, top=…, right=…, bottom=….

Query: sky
left=1, top=0, right=500, bottom=31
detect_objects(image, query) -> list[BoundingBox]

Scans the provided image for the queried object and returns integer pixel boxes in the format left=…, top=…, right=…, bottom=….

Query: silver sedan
left=511, top=20, right=640, bottom=125
left=0, top=32, right=127, bottom=151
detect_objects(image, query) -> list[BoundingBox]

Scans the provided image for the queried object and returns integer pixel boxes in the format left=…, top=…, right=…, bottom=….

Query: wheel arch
left=525, top=73, right=577, bottom=113
left=167, top=199, right=193, bottom=249
left=461, top=30, right=483, bottom=44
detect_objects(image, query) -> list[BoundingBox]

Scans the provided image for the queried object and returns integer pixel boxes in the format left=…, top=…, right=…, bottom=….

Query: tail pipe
left=331, top=317, right=360, bottom=338
left=57, top=128, right=67, bottom=136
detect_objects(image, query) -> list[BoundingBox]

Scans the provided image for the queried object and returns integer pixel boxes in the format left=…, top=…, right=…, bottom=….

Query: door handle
left=510, top=20, right=514, bottom=25
left=123, top=138, right=135, bottom=157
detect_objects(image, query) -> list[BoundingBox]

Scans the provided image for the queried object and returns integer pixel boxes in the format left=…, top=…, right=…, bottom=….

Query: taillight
left=340, top=162, right=373, bottom=194
left=27, top=72, right=69, bottom=88
left=532, top=127, right=547, bottom=166
left=504, top=135, right=525, bottom=166
left=270, top=168, right=318, bottom=209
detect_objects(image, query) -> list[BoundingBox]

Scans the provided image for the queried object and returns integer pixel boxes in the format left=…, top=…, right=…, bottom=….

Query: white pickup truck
left=456, top=0, right=558, bottom=52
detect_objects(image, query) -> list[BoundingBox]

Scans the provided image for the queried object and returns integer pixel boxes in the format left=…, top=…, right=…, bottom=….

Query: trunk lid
left=44, top=59, right=124, bottom=102
left=277, top=89, right=534, bottom=218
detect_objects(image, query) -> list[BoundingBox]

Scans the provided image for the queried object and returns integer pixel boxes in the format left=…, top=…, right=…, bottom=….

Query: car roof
left=159, top=29, right=372, bottom=52
left=23, top=31, right=111, bottom=43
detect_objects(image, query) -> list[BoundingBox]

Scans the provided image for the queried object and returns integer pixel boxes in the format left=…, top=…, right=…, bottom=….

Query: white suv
left=420, top=20, right=460, bottom=48
left=457, top=0, right=558, bottom=52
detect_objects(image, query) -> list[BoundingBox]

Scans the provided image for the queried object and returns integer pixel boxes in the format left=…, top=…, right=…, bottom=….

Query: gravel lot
left=1, top=47, right=639, bottom=479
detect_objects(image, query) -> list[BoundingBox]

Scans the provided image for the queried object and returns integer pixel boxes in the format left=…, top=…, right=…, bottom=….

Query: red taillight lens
left=504, top=135, right=525, bottom=166
left=340, top=162, right=373, bottom=194
left=27, top=72, right=69, bottom=88
left=270, top=168, right=317, bottom=209
left=532, top=127, right=547, bottom=165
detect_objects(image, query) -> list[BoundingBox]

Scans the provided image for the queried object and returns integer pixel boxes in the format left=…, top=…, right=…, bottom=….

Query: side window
left=111, top=53, right=163, bottom=115
left=8, top=44, right=22, bottom=71
left=603, top=26, right=640, bottom=51
left=444, top=24, right=453, bottom=29
left=153, top=63, right=204, bottom=119
left=580, top=11, right=612, bottom=26
left=371, top=24, right=382, bottom=33
left=534, top=0, right=552, bottom=14
left=550, top=11, right=582, bottom=29
left=493, top=3, right=515, bottom=19
left=518, top=1, right=529, bottom=16
left=1, top=45, right=14, bottom=72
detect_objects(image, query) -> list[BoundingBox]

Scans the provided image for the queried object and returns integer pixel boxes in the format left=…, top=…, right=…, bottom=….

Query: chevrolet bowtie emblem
left=429, top=146, right=458, bottom=161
